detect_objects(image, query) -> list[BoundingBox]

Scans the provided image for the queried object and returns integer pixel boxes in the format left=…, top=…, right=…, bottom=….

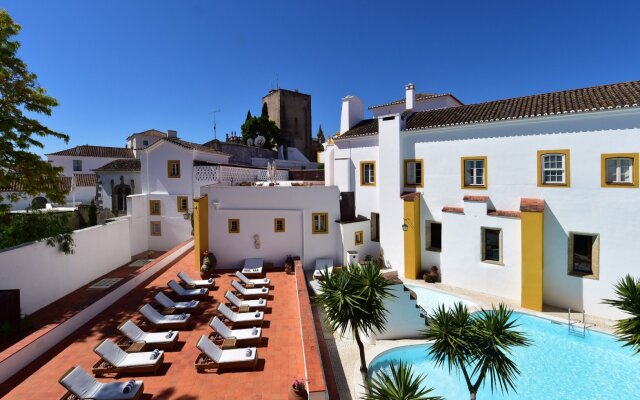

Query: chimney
left=167, top=130, right=177, bottom=138
left=405, top=83, right=415, bottom=110
left=340, top=96, right=364, bottom=134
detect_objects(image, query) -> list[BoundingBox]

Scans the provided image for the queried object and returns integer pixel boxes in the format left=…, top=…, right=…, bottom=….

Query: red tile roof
left=126, top=129, right=168, bottom=140
left=520, top=198, right=545, bottom=212
left=369, top=93, right=460, bottom=109
left=46, top=145, right=134, bottom=159
left=72, top=174, right=97, bottom=187
left=463, top=195, right=489, bottom=202
left=442, top=206, right=464, bottom=214
left=488, top=210, right=521, bottom=218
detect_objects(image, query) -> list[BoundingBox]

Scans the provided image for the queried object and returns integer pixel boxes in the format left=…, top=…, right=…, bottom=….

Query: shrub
left=88, top=200, right=97, bottom=226
left=0, top=207, right=75, bottom=254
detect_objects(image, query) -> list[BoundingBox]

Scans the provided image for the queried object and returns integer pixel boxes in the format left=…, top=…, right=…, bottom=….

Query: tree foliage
left=0, top=10, right=69, bottom=215
left=240, top=114, right=283, bottom=148
left=603, top=275, right=640, bottom=354
left=88, top=200, right=97, bottom=226
left=364, top=361, right=442, bottom=400
left=314, top=263, right=395, bottom=375
left=316, top=125, right=325, bottom=143
left=423, top=303, right=530, bottom=400
left=0, top=208, right=75, bottom=254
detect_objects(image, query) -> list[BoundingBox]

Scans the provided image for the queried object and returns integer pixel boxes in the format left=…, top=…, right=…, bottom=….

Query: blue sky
left=5, top=0, right=640, bottom=155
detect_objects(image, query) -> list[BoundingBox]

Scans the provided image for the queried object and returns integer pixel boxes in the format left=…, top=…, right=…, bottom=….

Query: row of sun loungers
left=59, top=259, right=268, bottom=399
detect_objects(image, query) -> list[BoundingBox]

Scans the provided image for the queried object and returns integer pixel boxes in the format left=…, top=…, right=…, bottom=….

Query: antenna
left=211, top=109, right=221, bottom=140
left=276, top=73, right=279, bottom=90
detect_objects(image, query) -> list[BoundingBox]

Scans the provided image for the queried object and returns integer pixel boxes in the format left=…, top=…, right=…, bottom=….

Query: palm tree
left=363, top=360, right=442, bottom=400
left=315, top=263, right=395, bottom=377
left=423, top=303, right=530, bottom=400
left=603, top=274, right=640, bottom=354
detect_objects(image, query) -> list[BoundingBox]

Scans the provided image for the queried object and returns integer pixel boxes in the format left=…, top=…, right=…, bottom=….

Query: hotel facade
left=323, top=80, right=640, bottom=319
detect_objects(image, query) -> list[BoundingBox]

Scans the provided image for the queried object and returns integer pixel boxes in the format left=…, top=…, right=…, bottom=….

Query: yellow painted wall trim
left=600, top=153, right=639, bottom=188
left=360, top=160, right=376, bottom=186
left=403, top=195, right=422, bottom=279
left=521, top=210, right=544, bottom=311
left=537, top=149, right=570, bottom=187
left=193, top=195, right=208, bottom=269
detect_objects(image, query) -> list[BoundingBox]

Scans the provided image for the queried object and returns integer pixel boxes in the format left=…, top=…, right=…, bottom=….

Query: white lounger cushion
left=139, top=304, right=190, bottom=325
left=155, top=292, right=199, bottom=309
left=225, top=291, right=267, bottom=309
left=94, top=339, right=163, bottom=368
left=177, top=271, right=214, bottom=287
left=60, top=366, right=143, bottom=400
left=235, top=271, right=270, bottom=286
left=119, top=320, right=178, bottom=344
left=168, top=280, right=208, bottom=297
left=218, top=303, right=264, bottom=323
left=231, top=280, right=269, bottom=296
left=196, top=335, right=256, bottom=364
left=210, top=316, right=261, bottom=341
left=242, top=258, right=263, bottom=274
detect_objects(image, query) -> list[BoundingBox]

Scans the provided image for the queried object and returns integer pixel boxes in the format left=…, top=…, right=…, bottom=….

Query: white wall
left=340, top=220, right=379, bottom=265
left=0, top=217, right=134, bottom=314
left=441, top=200, right=522, bottom=302
left=128, top=194, right=149, bottom=255
left=370, top=284, right=426, bottom=340
left=202, top=185, right=343, bottom=269
left=47, top=155, right=120, bottom=176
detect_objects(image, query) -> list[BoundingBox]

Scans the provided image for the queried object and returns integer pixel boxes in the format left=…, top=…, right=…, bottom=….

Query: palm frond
left=363, top=361, right=442, bottom=400
left=603, top=275, right=640, bottom=354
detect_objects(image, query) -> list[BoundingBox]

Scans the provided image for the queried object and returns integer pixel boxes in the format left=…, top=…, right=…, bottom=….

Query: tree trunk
left=354, top=329, right=367, bottom=373
left=470, top=392, right=477, bottom=400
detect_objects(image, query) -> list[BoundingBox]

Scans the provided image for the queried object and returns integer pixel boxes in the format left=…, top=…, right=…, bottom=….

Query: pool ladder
left=567, top=308, right=595, bottom=337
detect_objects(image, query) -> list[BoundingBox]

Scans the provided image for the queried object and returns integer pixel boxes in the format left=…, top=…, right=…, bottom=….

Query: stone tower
left=262, top=89, right=312, bottom=159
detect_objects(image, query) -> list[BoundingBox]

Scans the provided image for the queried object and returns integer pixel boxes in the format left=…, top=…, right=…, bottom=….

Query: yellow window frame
left=150, top=221, right=162, bottom=236
left=360, top=161, right=376, bottom=186
left=601, top=153, right=639, bottom=188
left=312, top=212, right=328, bottom=234
left=537, top=150, right=570, bottom=187
left=403, top=159, right=424, bottom=187
left=274, top=218, right=286, bottom=232
left=461, top=156, right=488, bottom=190
left=167, top=160, right=181, bottom=178
left=355, top=230, right=364, bottom=245
left=228, top=219, right=240, bottom=233
left=149, top=200, right=161, bottom=216
left=177, top=196, right=189, bottom=212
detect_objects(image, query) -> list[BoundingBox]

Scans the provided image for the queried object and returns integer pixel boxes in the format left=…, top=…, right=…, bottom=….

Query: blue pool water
left=369, top=312, right=640, bottom=399
left=404, top=284, right=478, bottom=314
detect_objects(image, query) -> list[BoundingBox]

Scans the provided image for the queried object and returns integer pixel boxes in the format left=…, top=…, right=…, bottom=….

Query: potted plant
left=424, top=266, right=439, bottom=283
left=146, top=250, right=154, bottom=260
left=200, top=251, right=216, bottom=278
left=284, top=255, right=294, bottom=274
left=288, top=379, right=307, bottom=400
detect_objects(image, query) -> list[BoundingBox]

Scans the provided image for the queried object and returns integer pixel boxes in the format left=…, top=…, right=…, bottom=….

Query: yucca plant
left=315, top=263, right=395, bottom=376
left=423, top=303, right=530, bottom=400
left=363, top=361, right=442, bottom=400
left=603, top=275, right=640, bottom=354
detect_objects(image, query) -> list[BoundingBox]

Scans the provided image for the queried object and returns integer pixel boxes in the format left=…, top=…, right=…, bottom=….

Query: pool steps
left=402, top=286, right=429, bottom=326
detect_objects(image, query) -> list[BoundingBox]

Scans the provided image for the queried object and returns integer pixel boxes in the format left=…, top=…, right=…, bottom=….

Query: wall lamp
left=402, top=218, right=409, bottom=232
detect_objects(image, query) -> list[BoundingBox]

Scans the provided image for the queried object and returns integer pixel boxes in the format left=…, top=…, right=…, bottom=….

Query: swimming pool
left=369, top=312, right=640, bottom=399
left=404, top=284, right=478, bottom=315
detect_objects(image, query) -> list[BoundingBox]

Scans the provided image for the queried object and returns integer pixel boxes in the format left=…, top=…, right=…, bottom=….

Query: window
left=355, top=230, right=364, bottom=245
left=426, top=221, right=442, bottom=252
left=481, top=227, right=502, bottom=264
left=360, top=161, right=376, bottom=186
left=149, top=200, right=161, bottom=215
left=167, top=160, right=181, bottom=178
left=312, top=212, right=328, bottom=234
left=568, top=232, right=600, bottom=279
left=371, top=213, right=380, bottom=242
left=404, top=159, right=424, bottom=187
left=150, top=221, right=161, bottom=236
left=274, top=218, right=286, bottom=232
left=538, top=150, right=570, bottom=187
left=462, top=157, right=487, bottom=189
left=602, top=153, right=638, bottom=188
left=177, top=196, right=188, bottom=212
left=143, top=140, right=149, bottom=146
left=228, top=219, right=240, bottom=233
left=73, top=160, right=82, bottom=172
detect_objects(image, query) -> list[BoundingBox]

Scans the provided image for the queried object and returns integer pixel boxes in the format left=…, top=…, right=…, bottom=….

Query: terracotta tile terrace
left=1, top=249, right=315, bottom=399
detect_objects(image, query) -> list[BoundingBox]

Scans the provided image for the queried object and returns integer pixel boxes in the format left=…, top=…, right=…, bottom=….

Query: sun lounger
left=194, top=335, right=258, bottom=372
left=154, top=291, right=199, bottom=313
left=225, top=290, right=267, bottom=311
left=92, top=339, right=164, bottom=377
left=209, top=316, right=262, bottom=345
left=117, top=320, right=178, bottom=350
left=167, top=280, right=209, bottom=299
left=218, top=303, right=264, bottom=327
left=177, top=271, right=215, bottom=288
left=235, top=271, right=270, bottom=287
left=313, top=258, right=334, bottom=279
left=138, top=304, right=190, bottom=330
left=241, top=258, right=263, bottom=276
left=231, top=280, right=269, bottom=299
left=59, top=366, right=144, bottom=400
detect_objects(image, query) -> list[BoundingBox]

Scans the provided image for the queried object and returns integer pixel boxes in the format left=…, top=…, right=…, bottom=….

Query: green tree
left=423, top=303, right=530, bottom=400
left=603, top=275, right=640, bottom=354
left=364, top=361, right=442, bottom=400
left=88, top=200, right=97, bottom=226
left=0, top=207, right=74, bottom=254
left=0, top=10, right=69, bottom=215
left=315, top=263, right=395, bottom=378
left=261, top=102, right=269, bottom=118
left=316, top=125, right=325, bottom=143
left=245, top=109, right=252, bottom=121
left=240, top=115, right=283, bottom=148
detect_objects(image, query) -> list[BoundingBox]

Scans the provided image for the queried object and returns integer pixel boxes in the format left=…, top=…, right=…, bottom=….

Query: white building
left=324, top=80, right=640, bottom=319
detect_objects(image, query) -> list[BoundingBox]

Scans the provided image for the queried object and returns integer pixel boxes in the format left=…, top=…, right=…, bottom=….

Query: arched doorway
left=31, top=196, right=48, bottom=209
left=111, top=176, right=131, bottom=215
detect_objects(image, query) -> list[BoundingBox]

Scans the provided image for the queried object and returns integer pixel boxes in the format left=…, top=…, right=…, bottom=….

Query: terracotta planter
left=288, top=387, right=307, bottom=400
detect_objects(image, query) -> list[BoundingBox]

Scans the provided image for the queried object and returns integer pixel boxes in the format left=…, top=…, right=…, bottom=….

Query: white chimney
left=167, top=130, right=178, bottom=138
left=405, top=83, right=415, bottom=110
left=340, top=96, right=364, bottom=134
